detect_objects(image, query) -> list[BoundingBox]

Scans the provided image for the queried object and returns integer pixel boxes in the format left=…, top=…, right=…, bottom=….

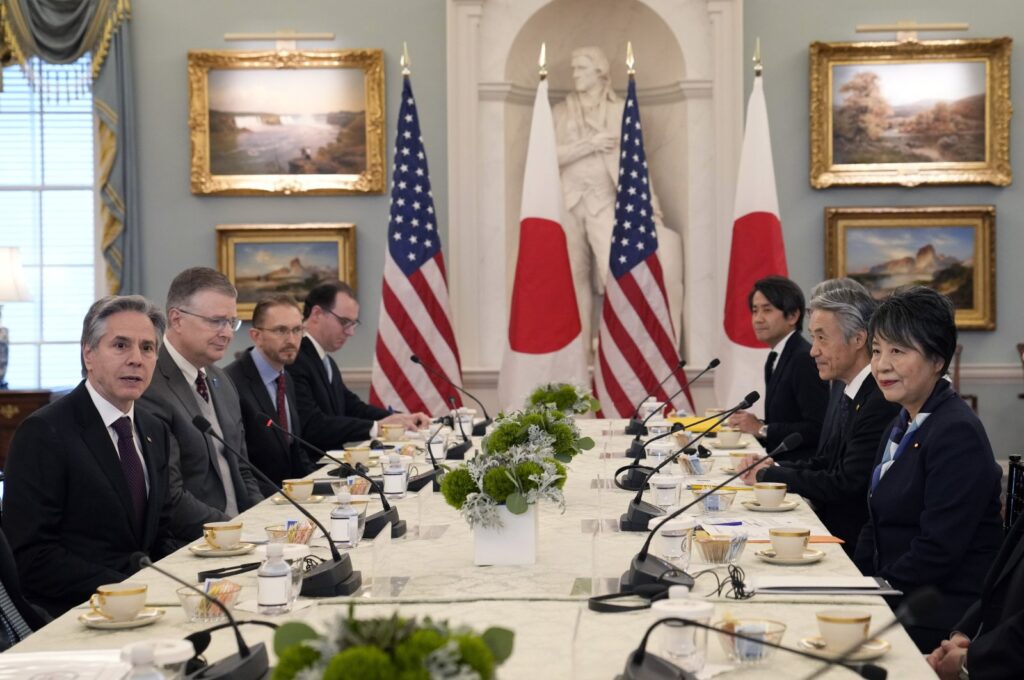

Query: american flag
left=593, top=76, right=691, bottom=417
left=369, top=74, right=463, bottom=415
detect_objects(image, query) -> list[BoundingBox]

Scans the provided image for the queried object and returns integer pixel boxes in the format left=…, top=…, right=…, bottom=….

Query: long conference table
left=8, top=420, right=935, bottom=678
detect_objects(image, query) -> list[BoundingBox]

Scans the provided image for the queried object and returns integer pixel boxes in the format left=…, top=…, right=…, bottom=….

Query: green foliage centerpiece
left=272, top=606, right=514, bottom=680
left=526, top=382, right=601, bottom=415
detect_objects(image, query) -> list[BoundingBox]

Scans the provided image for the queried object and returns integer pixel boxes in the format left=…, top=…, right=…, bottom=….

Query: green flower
left=545, top=458, right=568, bottom=489
left=394, top=628, right=446, bottom=678
left=440, top=467, right=476, bottom=509
left=456, top=634, right=496, bottom=679
left=271, top=644, right=321, bottom=680
left=482, top=467, right=517, bottom=503
left=324, top=646, right=396, bottom=680
left=514, top=461, right=544, bottom=492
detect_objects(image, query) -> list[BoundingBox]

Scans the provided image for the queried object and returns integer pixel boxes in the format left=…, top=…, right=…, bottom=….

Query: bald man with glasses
left=288, top=281, right=429, bottom=450
left=140, top=267, right=265, bottom=539
left=226, top=294, right=317, bottom=494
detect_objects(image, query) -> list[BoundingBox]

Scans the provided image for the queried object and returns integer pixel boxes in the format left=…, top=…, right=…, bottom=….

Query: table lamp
left=0, top=247, right=31, bottom=389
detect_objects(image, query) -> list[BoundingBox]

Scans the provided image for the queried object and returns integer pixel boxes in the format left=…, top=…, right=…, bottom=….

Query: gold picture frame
left=216, top=223, right=357, bottom=320
left=188, top=49, right=385, bottom=195
left=810, top=38, right=1012, bottom=188
left=825, top=206, right=995, bottom=330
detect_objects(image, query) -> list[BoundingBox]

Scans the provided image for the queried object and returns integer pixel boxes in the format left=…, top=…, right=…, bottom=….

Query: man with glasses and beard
left=288, top=281, right=429, bottom=450
left=226, top=294, right=317, bottom=495
left=140, top=267, right=265, bottom=537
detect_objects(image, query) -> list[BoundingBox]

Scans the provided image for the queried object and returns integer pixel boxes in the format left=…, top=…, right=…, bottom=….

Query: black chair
left=951, top=344, right=978, bottom=412
left=0, top=527, right=50, bottom=647
left=1007, top=455, right=1024, bottom=534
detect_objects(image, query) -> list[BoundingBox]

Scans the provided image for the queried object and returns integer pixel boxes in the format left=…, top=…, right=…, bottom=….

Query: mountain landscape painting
left=846, top=226, right=976, bottom=308
left=831, top=61, right=986, bottom=165
left=233, top=241, right=340, bottom=304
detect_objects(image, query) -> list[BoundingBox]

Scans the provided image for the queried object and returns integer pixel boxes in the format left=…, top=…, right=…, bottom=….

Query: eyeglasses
left=255, top=325, right=304, bottom=338
left=323, top=307, right=360, bottom=330
left=177, top=308, right=243, bottom=332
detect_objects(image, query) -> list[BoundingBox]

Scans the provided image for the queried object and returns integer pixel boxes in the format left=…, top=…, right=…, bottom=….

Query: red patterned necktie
left=111, top=416, right=147, bottom=528
left=275, top=374, right=289, bottom=433
left=195, top=370, right=210, bottom=402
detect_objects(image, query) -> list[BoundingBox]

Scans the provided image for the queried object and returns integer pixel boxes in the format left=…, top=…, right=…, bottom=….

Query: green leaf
left=505, top=491, right=528, bottom=514
left=577, top=436, right=595, bottom=450
left=553, top=451, right=572, bottom=463
left=481, top=627, right=515, bottom=663
left=589, top=398, right=602, bottom=412
left=273, top=622, right=319, bottom=655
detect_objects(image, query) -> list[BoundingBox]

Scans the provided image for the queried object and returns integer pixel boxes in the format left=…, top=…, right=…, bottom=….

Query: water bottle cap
left=266, top=542, right=284, bottom=557
left=336, top=489, right=352, bottom=504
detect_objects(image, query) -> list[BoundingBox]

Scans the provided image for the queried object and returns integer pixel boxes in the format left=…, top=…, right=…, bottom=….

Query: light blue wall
left=744, top=0, right=1022, bottom=457
left=131, top=0, right=447, bottom=365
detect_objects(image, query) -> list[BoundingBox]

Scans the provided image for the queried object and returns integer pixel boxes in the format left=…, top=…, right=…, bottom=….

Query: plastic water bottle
left=257, top=543, right=291, bottom=615
left=383, top=452, right=407, bottom=497
left=331, top=489, right=360, bottom=546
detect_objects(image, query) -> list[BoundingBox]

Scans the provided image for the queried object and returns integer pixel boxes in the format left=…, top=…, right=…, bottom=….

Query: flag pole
left=626, top=40, right=635, bottom=76
left=401, top=41, right=411, bottom=76
left=538, top=42, right=547, bottom=81
left=753, top=36, right=763, bottom=77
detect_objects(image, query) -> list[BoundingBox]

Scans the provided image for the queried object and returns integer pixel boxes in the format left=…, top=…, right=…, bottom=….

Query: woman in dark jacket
left=854, top=287, right=1003, bottom=652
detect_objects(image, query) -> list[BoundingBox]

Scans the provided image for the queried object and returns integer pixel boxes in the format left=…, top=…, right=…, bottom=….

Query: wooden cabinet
left=0, top=390, right=51, bottom=470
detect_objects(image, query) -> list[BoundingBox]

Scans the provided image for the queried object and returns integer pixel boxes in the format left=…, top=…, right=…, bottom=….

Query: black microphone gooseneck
left=410, top=354, right=492, bottom=435
left=422, top=423, right=444, bottom=492
left=624, top=359, right=686, bottom=436
left=619, top=615, right=887, bottom=680
left=136, top=555, right=270, bottom=680
left=445, top=395, right=473, bottom=460
left=618, top=392, right=760, bottom=531
left=256, top=414, right=408, bottom=539
left=191, top=416, right=361, bottom=597
left=625, top=358, right=719, bottom=436
left=619, top=433, right=802, bottom=593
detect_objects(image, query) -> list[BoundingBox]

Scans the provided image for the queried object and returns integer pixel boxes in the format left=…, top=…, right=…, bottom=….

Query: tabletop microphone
left=191, top=416, right=361, bottom=596
left=625, top=359, right=686, bottom=436
left=445, top=395, right=473, bottom=460
left=410, top=354, right=492, bottom=435
left=134, top=554, right=271, bottom=680
left=422, top=423, right=445, bottom=492
left=256, top=414, right=408, bottom=538
left=626, top=358, right=719, bottom=452
left=618, top=614, right=887, bottom=680
left=619, top=433, right=801, bottom=594
left=625, top=358, right=719, bottom=436
left=619, top=392, right=759, bottom=531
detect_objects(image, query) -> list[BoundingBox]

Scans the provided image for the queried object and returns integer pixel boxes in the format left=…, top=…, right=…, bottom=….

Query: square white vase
left=473, top=505, right=537, bottom=566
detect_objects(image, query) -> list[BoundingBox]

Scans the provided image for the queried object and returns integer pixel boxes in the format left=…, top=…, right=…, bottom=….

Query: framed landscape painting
left=810, top=39, right=1011, bottom=187
left=825, top=206, right=995, bottom=330
left=188, top=49, right=385, bottom=195
left=216, top=223, right=357, bottom=320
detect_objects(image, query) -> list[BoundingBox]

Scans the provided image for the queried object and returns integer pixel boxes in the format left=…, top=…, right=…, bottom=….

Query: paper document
left=750, top=575, right=901, bottom=596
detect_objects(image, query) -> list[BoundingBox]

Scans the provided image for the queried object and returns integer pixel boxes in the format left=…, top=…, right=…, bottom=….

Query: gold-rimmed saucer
left=710, top=440, right=749, bottom=449
left=797, top=636, right=891, bottom=661
left=741, top=499, right=799, bottom=512
left=188, top=542, right=256, bottom=558
left=79, top=607, right=165, bottom=630
left=271, top=494, right=325, bottom=505
left=755, top=547, right=826, bottom=565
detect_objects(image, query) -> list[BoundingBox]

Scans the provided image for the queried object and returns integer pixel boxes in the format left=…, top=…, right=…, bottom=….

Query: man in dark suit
left=4, top=296, right=182, bottom=616
left=287, top=282, right=429, bottom=451
left=927, top=513, right=1024, bottom=679
left=741, top=281, right=899, bottom=554
left=729, top=275, right=827, bottom=461
left=226, top=294, right=316, bottom=495
left=140, top=268, right=264, bottom=539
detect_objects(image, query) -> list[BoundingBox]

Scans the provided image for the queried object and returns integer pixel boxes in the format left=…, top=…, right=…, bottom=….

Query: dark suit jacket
left=763, top=332, right=828, bottom=461
left=225, top=348, right=317, bottom=495
left=3, top=382, right=181, bottom=616
left=139, top=346, right=264, bottom=539
left=854, top=381, right=1003, bottom=645
left=760, top=373, right=899, bottom=553
left=952, top=513, right=1024, bottom=679
left=287, top=337, right=391, bottom=450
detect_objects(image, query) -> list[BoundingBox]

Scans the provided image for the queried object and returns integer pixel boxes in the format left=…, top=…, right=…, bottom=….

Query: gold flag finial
left=626, top=41, right=635, bottom=75
left=538, top=42, right=547, bottom=79
left=401, top=41, right=411, bottom=76
left=753, top=37, right=763, bottom=77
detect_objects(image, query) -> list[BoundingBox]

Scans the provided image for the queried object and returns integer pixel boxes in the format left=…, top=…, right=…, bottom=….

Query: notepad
left=750, top=575, right=901, bottom=596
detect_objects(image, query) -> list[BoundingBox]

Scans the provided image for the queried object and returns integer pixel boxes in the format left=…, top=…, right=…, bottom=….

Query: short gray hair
left=81, top=295, right=166, bottom=377
left=808, top=280, right=878, bottom=343
left=166, top=267, right=237, bottom=312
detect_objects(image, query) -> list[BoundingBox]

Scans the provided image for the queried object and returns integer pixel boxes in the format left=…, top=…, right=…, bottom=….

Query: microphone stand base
left=300, top=556, right=362, bottom=597
left=617, top=465, right=652, bottom=492
left=364, top=506, right=402, bottom=539
left=620, top=554, right=694, bottom=593
left=187, top=642, right=270, bottom=680
left=618, top=650, right=698, bottom=680
left=624, top=419, right=647, bottom=437
left=407, top=468, right=441, bottom=492
left=446, top=440, right=472, bottom=460
left=619, top=501, right=666, bottom=532
left=626, top=441, right=647, bottom=460
left=471, top=418, right=492, bottom=437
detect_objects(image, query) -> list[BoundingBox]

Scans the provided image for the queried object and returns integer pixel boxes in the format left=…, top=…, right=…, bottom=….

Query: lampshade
left=0, top=247, right=31, bottom=302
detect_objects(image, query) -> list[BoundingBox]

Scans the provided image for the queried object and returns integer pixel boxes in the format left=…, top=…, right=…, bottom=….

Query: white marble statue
left=551, top=46, right=684, bottom=353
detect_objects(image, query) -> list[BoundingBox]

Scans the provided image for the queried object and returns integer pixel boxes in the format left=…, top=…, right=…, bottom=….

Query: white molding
left=959, top=363, right=1024, bottom=384
left=479, top=80, right=714, bottom=105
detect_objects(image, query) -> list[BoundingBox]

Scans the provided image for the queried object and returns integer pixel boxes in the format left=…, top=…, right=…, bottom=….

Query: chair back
left=1008, top=455, right=1024, bottom=534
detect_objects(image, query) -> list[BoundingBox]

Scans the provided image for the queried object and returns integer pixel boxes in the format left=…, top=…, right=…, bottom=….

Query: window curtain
left=2, top=0, right=139, bottom=294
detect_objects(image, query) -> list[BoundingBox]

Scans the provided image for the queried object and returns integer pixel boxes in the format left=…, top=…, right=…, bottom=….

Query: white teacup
left=816, top=610, right=871, bottom=650
left=717, top=429, right=742, bottom=447
left=282, top=478, right=314, bottom=501
left=345, top=447, right=372, bottom=468
left=203, top=521, right=243, bottom=550
left=768, top=527, right=810, bottom=560
left=380, top=423, right=405, bottom=442
left=89, top=583, right=147, bottom=621
left=753, top=482, right=787, bottom=508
